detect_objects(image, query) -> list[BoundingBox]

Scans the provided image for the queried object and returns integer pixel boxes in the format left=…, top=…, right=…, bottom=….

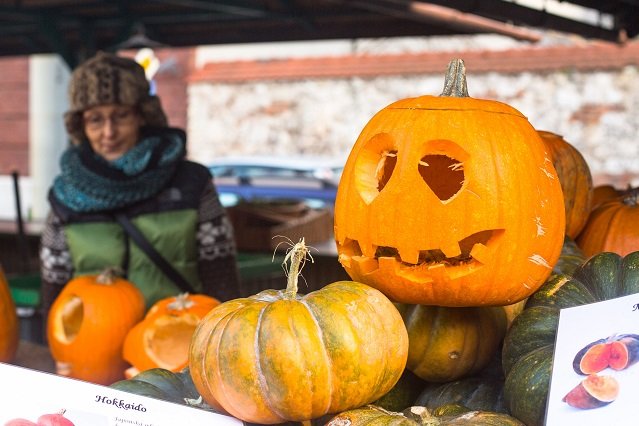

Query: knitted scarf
left=52, top=128, right=185, bottom=212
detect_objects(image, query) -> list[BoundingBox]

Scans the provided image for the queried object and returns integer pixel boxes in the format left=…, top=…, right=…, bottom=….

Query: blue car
left=208, top=156, right=344, bottom=208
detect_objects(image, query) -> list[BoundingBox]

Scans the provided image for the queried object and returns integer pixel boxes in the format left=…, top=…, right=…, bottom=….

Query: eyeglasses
left=83, top=108, right=138, bottom=131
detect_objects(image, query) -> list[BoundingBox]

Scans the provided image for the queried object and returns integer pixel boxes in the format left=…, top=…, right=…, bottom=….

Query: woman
left=39, top=52, right=241, bottom=321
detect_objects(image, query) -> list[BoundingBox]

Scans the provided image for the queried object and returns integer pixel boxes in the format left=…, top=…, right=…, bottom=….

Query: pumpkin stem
left=168, top=293, right=195, bottom=311
left=623, top=187, right=639, bottom=206
left=403, top=406, right=440, bottom=425
left=96, top=267, right=124, bottom=285
left=282, top=238, right=312, bottom=298
left=439, top=58, right=469, bottom=98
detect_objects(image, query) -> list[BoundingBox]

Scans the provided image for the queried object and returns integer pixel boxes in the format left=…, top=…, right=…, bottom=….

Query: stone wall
left=188, top=35, right=639, bottom=188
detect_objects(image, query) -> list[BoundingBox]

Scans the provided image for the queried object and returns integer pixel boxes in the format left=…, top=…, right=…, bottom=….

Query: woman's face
left=82, top=104, right=144, bottom=161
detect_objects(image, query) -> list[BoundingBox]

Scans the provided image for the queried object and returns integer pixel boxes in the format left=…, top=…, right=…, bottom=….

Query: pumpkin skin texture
left=502, top=251, right=639, bottom=426
left=326, top=405, right=417, bottom=426
left=537, top=131, right=593, bottom=239
left=123, top=293, right=220, bottom=377
left=591, top=184, right=621, bottom=210
left=325, top=405, right=525, bottom=425
left=576, top=188, right=639, bottom=258
left=0, top=265, right=19, bottom=363
left=47, top=268, right=145, bottom=385
left=334, top=59, right=565, bottom=307
left=396, top=304, right=507, bottom=382
left=189, top=240, right=409, bottom=424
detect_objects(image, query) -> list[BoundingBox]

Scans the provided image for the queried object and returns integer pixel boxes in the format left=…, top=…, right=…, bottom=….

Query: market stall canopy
left=0, top=0, right=637, bottom=68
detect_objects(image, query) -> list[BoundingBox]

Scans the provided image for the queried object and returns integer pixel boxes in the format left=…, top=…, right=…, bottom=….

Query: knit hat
left=64, top=51, right=168, bottom=145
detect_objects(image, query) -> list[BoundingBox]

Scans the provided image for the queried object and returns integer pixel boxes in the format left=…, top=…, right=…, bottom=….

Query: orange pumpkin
left=576, top=188, right=639, bottom=257
left=47, top=268, right=145, bottom=385
left=334, top=58, right=565, bottom=307
left=189, top=239, right=409, bottom=424
left=123, top=293, right=220, bottom=378
left=591, top=184, right=621, bottom=210
left=537, top=130, right=593, bottom=239
left=0, top=265, right=19, bottom=363
left=396, top=303, right=508, bottom=382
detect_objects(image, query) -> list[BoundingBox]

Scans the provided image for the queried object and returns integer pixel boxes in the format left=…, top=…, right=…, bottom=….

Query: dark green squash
left=502, top=251, right=639, bottom=426
left=416, top=376, right=506, bottom=414
left=415, top=346, right=507, bottom=414
left=373, top=368, right=428, bottom=412
left=552, top=236, right=586, bottom=276
left=109, top=367, right=217, bottom=411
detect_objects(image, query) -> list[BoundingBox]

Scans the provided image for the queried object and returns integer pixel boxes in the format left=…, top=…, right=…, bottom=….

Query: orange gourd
left=396, top=303, right=508, bottom=382
left=189, top=239, right=409, bottom=424
left=0, top=265, right=19, bottom=363
left=576, top=188, right=639, bottom=257
left=334, top=58, right=565, bottom=307
left=537, top=130, right=593, bottom=239
left=591, top=184, right=621, bottom=210
left=47, top=268, right=145, bottom=385
left=123, top=293, right=219, bottom=378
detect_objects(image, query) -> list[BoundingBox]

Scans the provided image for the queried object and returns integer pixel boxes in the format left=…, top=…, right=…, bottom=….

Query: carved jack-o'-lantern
left=334, top=59, right=565, bottom=307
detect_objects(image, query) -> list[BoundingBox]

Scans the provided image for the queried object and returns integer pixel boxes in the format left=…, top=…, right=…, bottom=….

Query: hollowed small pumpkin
left=47, top=268, right=145, bottom=385
left=0, top=265, right=19, bottom=363
left=123, top=293, right=220, bottom=378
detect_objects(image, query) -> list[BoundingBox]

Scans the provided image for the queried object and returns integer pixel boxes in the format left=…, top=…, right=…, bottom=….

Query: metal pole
left=11, top=170, right=30, bottom=273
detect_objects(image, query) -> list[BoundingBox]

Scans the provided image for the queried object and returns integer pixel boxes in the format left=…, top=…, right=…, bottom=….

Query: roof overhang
left=0, top=0, right=636, bottom=68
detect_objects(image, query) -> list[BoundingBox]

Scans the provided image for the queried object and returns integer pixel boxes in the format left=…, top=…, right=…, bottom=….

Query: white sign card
left=0, top=363, right=242, bottom=426
left=545, top=293, right=639, bottom=425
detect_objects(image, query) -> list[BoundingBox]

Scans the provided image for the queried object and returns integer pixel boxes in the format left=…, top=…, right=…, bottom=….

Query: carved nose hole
left=376, top=150, right=397, bottom=192
left=418, top=154, right=464, bottom=201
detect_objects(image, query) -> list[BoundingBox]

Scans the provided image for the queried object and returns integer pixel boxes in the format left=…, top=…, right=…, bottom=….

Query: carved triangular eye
left=418, top=154, right=464, bottom=201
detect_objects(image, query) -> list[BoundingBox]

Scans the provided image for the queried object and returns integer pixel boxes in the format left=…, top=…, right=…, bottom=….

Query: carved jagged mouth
left=339, top=229, right=504, bottom=269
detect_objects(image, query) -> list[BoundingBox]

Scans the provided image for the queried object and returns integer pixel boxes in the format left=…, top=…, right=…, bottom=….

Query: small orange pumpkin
left=576, top=187, right=639, bottom=257
left=334, top=58, right=565, bottom=307
left=396, top=303, right=508, bottom=383
left=0, top=265, right=19, bottom=363
left=47, top=268, right=145, bottom=385
left=123, top=292, right=220, bottom=378
left=189, top=239, right=409, bottom=424
left=591, top=184, right=621, bottom=210
left=537, top=130, right=593, bottom=239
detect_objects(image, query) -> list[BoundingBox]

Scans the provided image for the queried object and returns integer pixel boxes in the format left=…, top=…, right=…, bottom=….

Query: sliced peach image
left=562, top=374, right=619, bottom=410
left=573, top=334, right=639, bottom=374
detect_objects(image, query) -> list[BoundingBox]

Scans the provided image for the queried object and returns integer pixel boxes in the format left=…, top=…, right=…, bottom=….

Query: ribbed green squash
left=502, top=251, right=639, bottom=426
left=373, top=369, right=428, bottom=412
left=552, top=236, right=586, bottom=276
left=416, top=376, right=506, bottom=414
left=415, top=350, right=507, bottom=414
left=110, top=367, right=204, bottom=407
